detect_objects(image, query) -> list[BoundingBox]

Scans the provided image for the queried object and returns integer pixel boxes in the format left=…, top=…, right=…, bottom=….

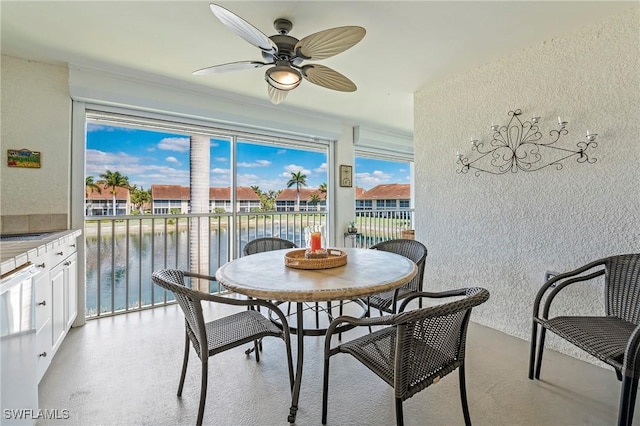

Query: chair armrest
left=623, top=324, right=640, bottom=378
left=324, top=314, right=396, bottom=356
left=532, top=261, right=606, bottom=320
left=398, top=288, right=472, bottom=312
left=181, top=271, right=291, bottom=326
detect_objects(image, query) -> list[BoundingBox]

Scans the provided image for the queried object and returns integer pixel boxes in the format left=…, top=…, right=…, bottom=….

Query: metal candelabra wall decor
left=456, top=109, right=597, bottom=176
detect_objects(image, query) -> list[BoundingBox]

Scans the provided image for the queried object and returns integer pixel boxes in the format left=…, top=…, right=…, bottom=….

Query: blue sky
left=86, top=123, right=409, bottom=191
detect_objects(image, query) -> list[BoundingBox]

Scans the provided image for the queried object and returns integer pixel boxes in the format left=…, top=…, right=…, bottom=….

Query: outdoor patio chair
left=323, top=287, right=490, bottom=426
left=360, top=239, right=428, bottom=315
left=151, top=269, right=294, bottom=426
left=243, top=236, right=298, bottom=255
left=529, top=253, right=640, bottom=426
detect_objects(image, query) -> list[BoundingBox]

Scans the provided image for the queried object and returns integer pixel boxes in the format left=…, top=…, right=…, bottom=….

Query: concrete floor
left=39, top=301, right=628, bottom=426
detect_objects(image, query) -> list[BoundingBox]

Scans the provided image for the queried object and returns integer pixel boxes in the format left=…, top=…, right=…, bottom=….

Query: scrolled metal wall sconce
left=456, top=109, right=597, bottom=176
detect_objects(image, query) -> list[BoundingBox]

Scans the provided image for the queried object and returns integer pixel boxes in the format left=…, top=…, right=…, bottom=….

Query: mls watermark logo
left=4, top=408, right=70, bottom=420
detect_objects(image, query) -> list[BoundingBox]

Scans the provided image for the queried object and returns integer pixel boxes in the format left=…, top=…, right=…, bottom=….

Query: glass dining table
left=215, top=247, right=417, bottom=423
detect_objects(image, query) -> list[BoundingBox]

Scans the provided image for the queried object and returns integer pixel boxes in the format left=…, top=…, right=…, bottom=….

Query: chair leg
left=618, top=376, right=639, bottom=426
left=322, top=358, right=330, bottom=425
left=366, top=298, right=373, bottom=333
left=196, top=358, right=208, bottom=426
left=395, top=398, right=404, bottom=426
left=534, top=328, right=547, bottom=380
left=459, top=363, right=472, bottom=426
left=528, top=322, right=538, bottom=380
left=338, top=300, right=343, bottom=341
left=177, top=331, right=190, bottom=396
left=254, top=340, right=261, bottom=362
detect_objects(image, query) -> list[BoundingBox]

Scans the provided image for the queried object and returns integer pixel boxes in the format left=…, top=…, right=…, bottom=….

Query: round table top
left=215, top=248, right=418, bottom=302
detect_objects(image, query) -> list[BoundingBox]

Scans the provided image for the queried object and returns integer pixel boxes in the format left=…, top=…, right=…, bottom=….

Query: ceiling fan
left=193, top=3, right=366, bottom=104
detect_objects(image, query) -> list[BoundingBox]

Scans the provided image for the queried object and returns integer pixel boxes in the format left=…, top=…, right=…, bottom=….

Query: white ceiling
left=1, top=1, right=633, bottom=135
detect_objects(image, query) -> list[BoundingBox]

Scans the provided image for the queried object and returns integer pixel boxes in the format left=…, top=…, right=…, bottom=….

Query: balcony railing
left=84, top=209, right=413, bottom=318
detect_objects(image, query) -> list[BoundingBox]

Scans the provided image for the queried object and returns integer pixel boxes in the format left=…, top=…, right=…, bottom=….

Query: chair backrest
left=392, top=287, right=489, bottom=401
left=370, top=239, right=428, bottom=292
left=152, top=269, right=208, bottom=359
left=243, top=237, right=297, bottom=256
left=605, top=254, right=640, bottom=323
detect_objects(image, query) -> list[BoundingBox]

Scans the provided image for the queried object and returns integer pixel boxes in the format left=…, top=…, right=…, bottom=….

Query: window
left=353, top=155, right=412, bottom=214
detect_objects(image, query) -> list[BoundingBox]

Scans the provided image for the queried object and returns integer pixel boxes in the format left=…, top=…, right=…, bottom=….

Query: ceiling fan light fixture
left=265, top=62, right=302, bottom=91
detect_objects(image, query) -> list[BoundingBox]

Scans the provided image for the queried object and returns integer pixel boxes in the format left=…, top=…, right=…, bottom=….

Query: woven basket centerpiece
left=284, top=248, right=347, bottom=270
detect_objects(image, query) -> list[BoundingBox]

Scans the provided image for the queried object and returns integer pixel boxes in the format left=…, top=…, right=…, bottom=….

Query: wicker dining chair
left=243, top=237, right=298, bottom=255
left=361, top=239, right=428, bottom=315
left=529, top=253, right=640, bottom=426
left=151, top=269, right=294, bottom=426
left=323, top=287, right=490, bottom=426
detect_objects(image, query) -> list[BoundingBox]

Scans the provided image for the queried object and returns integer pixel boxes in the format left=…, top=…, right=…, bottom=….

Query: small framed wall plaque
left=339, top=164, right=353, bottom=187
left=7, top=148, right=41, bottom=168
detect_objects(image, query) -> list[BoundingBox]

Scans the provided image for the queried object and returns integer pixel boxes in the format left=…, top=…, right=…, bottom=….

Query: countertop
left=0, top=230, right=82, bottom=276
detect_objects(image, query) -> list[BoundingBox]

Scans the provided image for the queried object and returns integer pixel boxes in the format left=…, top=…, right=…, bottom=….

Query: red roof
left=210, top=187, right=260, bottom=201
left=86, top=183, right=130, bottom=200
left=276, top=188, right=327, bottom=201
left=151, top=185, right=259, bottom=201
left=151, top=185, right=189, bottom=200
left=359, top=184, right=410, bottom=200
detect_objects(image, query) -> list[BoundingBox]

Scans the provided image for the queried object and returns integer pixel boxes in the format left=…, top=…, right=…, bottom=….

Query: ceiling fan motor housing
left=265, top=34, right=301, bottom=64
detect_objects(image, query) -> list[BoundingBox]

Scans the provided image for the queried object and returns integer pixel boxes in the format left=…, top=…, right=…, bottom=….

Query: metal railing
left=84, top=209, right=412, bottom=318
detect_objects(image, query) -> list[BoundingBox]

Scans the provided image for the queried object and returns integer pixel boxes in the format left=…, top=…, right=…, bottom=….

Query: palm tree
left=286, top=171, right=307, bottom=211
left=309, top=194, right=321, bottom=212
left=98, top=170, right=130, bottom=215
left=319, top=182, right=327, bottom=195
left=85, top=176, right=102, bottom=216
left=130, top=185, right=151, bottom=214
left=85, top=176, right=101, bottom=197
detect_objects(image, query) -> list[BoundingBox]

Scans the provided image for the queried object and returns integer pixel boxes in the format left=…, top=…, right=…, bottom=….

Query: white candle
left=557, top=116, right=562, bottom=124
left=586, top=130, right=591, bottom=136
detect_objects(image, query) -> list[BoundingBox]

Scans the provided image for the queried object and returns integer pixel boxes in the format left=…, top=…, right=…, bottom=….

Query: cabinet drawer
left=36, top=318, right=52, bottom=383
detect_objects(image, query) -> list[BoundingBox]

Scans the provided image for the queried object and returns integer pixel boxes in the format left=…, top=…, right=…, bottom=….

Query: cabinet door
left=64, top=252, right=78, bottom=330
left=34, top=268, right=51, bottom=333
left=50, top=262, right=65, bottom=354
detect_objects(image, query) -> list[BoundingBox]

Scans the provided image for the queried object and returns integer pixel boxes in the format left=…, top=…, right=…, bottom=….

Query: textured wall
left=414, top=7, right=640, bottom=363
left=1, top=56, right=71, bottom=218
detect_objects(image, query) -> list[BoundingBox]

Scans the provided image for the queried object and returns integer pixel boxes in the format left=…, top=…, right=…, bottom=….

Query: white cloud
left=355, top=169, right=393, bottom=188
left=211, top=167, right=229, bottom=174
left=313, top=162, right=327, bottom=173
left=238, top=159, right=272, bottom=168
left=284, top=164, right=311, bottom=175
left=158, top=137, right=190, bottom=152
left=165, top=156, right=180, bottom=165
left=214, top=157, right=228, bottom=162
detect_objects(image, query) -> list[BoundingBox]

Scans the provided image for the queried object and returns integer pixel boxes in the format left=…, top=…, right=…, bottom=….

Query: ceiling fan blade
left=267, top=84, right=288, bottom=105
left=192, top=61, right=270, bottom=75
left=301, top=64, right=357, bottom=92
left=209, top=3, right=277, bottom=54
left=295, top=26, right=365, bottom=61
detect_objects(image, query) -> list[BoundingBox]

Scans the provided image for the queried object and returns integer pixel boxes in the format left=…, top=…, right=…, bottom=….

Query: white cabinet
left=33, top=236, right=78, bottom=383
left=65, top=252, right=77, bottom=330
left=34, top=268, right=52, bottom=382
left=50, top=261, right=66, bottom=354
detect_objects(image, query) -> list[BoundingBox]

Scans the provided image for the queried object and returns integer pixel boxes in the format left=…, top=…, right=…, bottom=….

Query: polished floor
left=39, top=300, right=628, bottom=425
